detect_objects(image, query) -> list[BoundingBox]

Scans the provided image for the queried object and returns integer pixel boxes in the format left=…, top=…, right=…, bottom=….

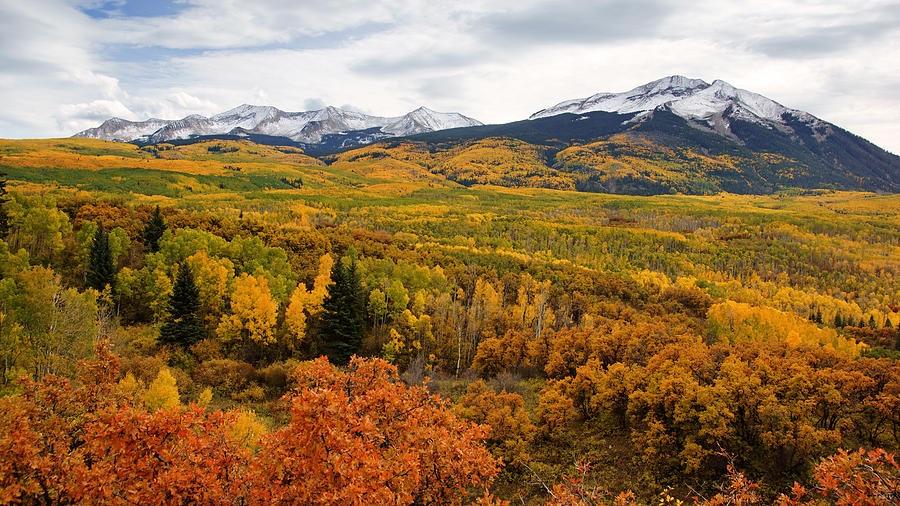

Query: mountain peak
left=382, top=107, right=483, bottom=135
left=707, top=79, right=738, bottom=94
left=641, top=75, right=709, bottom=93
left=529, top=75, right=812, bottom=131
left=529, top=76, right=711, bottom=120
left=213, top=104, right=279, bottom=119
left=74, top=103, right=482, bottom=146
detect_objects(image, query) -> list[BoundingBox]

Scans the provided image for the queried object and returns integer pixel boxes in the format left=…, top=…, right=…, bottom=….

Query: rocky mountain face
left=529, top=75, right=826, bottom=140
left=74, top=104, right=482, bottom=147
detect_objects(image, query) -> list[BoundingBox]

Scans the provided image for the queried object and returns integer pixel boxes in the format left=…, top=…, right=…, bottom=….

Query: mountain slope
left=71, top=76, right=900, bottom=195
left=388, top=76, right=900, bottom=194
left=529, top=76, right=820, bottom=130
left=74, top=104, right=482, bottom=147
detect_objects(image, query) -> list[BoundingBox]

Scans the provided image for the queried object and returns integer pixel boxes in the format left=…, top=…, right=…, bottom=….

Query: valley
left=0, top=134, right=898, bottom=502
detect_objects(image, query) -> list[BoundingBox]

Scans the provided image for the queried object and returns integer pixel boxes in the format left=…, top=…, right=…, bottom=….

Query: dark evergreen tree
left=0, top=172, right=9, bottom=238
left=833, top=313, right=843, bottom=328
left=86, top=226, right=116, bottom=292
left=320, top=258, right=364, bottom=365
left=143, top=205, right=167, bottom=253
left=810, top=308, right=822, bottom=324
left=159, top=262, right=205, bottom=347
left=869, top=314, right=878, bottom=329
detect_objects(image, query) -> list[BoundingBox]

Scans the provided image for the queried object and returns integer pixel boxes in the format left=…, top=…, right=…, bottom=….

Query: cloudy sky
left=1, top=0, right=899, bottom=153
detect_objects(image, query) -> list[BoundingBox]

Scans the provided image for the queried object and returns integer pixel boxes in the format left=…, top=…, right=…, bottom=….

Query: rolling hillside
left=68, top=76, right=900, bottom=196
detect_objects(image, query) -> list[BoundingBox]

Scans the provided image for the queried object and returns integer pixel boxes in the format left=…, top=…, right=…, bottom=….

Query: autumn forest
left=0, top=137, right=898, bottom=504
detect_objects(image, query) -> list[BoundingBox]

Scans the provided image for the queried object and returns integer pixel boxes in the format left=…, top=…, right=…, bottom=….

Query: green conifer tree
left=320, top=258, right=364, bottom=364
left=160, top=262, right=205, bottom=346
left=810, top=308, right=822, bottom=324
left=143, top=205, right=167, bottom=253
left=86, top=226, right=116, bottom=292
left=0, top=172, right=9, bottom=238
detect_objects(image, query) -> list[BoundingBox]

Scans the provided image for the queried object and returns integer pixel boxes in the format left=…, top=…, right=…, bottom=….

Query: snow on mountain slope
left=209, top=105, right=281, bottom=130
left=75, top=117, right=171, bottom=143
left=529, top=76, right=821, bottom=132
left=75, top=104, right=483, bottom=146
left=383, top=107, right=482, bottom=135
left=531, top=76, right=709, bottom=119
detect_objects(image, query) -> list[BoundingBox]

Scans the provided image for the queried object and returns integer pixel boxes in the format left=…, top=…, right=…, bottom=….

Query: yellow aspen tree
left=143, top=368, right=179, bottom=411
left=468, top=278, right=501, bottom=342
left=229, top=408, right=267, bottom=449
left=116, top=372, right=142, bottom=400
left=186, top=251, right=234, bottom=318
left=385, top=279, right=410, bottom=321
left=531, top=279, right=554, bottom=340
left=307, top=253, right=334, bottom=316
left=197, top=387, right=213, bottom=407
left=507, top=284, right=528, bottom=330
left=411, top=290, right=426, bottom=316
left=367, top=288, right=389, bottom=329
left=149, top=267, right=173, bottom=323
left=382, top=327, right=404, bottom=363
left=284, top=282, right=309, bottom=350
left=217, top=273, right=278, bottom=346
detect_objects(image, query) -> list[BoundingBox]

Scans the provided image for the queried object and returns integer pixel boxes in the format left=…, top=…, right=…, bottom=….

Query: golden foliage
left=454, top=381, right=537, bottom=466
left=228, top=408, right=267, bottom=449
left=143, top=368, right=180, bottom=411
left=217, top=274, right=278, bottom=345
left=197, top=387, right=213, bottom=407
left=707, top=301, right=865, bottom=356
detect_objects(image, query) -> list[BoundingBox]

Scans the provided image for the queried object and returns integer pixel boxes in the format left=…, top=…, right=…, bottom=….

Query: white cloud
left=166, top=91, right=218, bottom=110
left=59, top=70, right=123, bottom=98
left=89, top=0, right=430, bottom=49
left=57, top=99, right=133, bottom=131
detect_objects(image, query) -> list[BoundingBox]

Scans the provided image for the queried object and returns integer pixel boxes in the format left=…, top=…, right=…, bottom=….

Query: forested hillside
left=0, top=138, right=898, bottom=504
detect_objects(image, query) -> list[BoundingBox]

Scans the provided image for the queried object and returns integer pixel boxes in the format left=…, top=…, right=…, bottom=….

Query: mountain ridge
left=74, top=104, right=483, bottom=146
left=70, top=76, right=900, bottom=194
left=529, top=75, right=824, bottom=139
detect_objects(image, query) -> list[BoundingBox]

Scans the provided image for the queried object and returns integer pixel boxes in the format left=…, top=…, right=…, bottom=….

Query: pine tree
left=160, top=262, right=205, bottom=347
left=320, top=258, right=364, bottom=364
left=86, top=226, right=116, bottom=292
left=833, top=313, right=843, bottom=328
left=0, top=172, right=9, bottom=238
left=813, top=309, right=822, bottom=324
left=143, top=205, right=167, bottom=253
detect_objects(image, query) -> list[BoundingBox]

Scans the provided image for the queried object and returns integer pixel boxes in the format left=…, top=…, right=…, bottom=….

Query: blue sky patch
left=82, top=0, right=186, bottom=19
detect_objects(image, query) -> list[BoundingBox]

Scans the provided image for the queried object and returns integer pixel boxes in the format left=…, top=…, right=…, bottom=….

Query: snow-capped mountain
left=529, top=76, right=823, bottom=138
left=75, top=117, right=173, bottom=144
left=70, top=76, right=899, bottom=194
left=398, top=75, right=898, bottom=194
left=75, top=105, right=482, bottom=146
left=383, top=107, right=480, bottom=135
